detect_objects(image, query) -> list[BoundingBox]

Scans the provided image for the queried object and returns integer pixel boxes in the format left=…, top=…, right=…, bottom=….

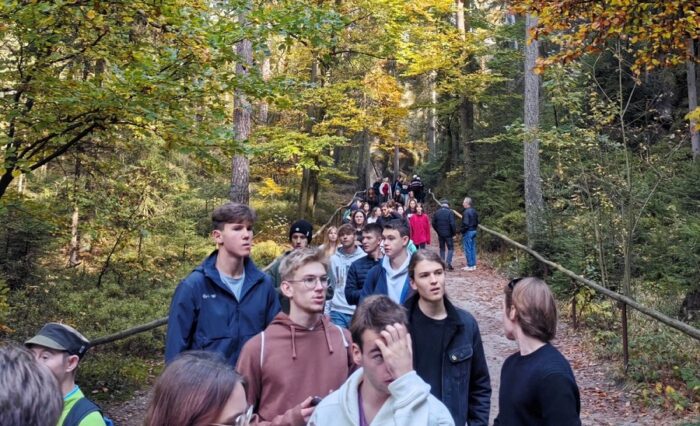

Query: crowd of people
left=0, top=183, right=581, bottom=426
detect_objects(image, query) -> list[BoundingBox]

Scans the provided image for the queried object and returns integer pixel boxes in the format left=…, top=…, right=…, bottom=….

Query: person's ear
left=508, top=306, right=517, bottom=322
left=401, top=235, right=409, bottom=246
left=409, top=279, right=417, bottom=291
left=212, top=229, right=222, bottom=244
left=65, top=355, right=80, bottom=374
left=351, top=343, right=363, bottom=366
left=280, top=281, right=294, bottom=299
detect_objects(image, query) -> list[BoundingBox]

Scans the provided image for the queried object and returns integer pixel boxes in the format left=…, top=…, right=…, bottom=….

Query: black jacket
left=344, top=255, right=382, bottom=305
left=404, top=294, right=492, bottom=426
left=432, top=206, right=456, bottom=238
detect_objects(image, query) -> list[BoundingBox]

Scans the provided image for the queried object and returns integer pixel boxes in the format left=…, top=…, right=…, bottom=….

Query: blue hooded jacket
left=165, top=251, right=280, bottom=365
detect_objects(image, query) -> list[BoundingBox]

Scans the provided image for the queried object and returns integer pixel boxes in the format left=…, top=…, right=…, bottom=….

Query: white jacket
left=307, top=368, right=454, bottom=426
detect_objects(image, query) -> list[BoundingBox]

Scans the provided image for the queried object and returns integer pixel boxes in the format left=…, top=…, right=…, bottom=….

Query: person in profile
left=308, top=295, right=454, bottom=426
left=494, top=277, right=581, bottom=425
left=144, top=351, right=251, bottom=426
left=0, top=343, right=62, bottom=426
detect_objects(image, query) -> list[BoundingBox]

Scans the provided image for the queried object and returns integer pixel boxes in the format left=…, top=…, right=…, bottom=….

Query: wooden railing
left=426, top=190, right=700, bottom=369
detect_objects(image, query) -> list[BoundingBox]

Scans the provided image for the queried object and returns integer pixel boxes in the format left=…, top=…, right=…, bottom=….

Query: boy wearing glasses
left=237, top=248, right=355, bottom=426
left=165, top=203, right=281, bottom=366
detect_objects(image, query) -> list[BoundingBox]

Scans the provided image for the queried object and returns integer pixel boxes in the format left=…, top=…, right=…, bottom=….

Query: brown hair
left=0, top=343, right=62, bottom=426
left=211, top=203, right=256, bottom=231
left=337, top=223, right=356, bottom=237
left=320, top=226, right=338, bottom=258
left=279, top=247, right=329, bottom=281
left=350, top=295, right=408, bottom=351
left=504, top=277, right=557, bottom=342
left=383, top=219, right=409, bottom=238
left=144, top=351, right=245, bottom=426
left=408, top=249, right=445, bottom=280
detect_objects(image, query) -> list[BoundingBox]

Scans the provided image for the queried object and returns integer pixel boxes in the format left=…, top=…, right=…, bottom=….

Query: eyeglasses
left=508, top=277, right=523, bottom=290
left=286, top=275, right=329, bottom=289
left=209, top=405, right=254, bottom=426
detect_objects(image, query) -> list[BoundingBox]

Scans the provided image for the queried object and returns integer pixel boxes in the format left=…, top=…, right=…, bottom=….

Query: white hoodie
left=307, top=368, right=454, bottom=426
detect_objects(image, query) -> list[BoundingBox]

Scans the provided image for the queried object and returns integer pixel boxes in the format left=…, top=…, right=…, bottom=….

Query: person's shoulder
left=425, top=394, right=455, bottom=425
left=78, top=411, right=107, bottom=426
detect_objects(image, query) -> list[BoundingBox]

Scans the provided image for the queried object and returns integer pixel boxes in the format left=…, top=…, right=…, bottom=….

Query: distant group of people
left=1, top=193, right=581, bottom=426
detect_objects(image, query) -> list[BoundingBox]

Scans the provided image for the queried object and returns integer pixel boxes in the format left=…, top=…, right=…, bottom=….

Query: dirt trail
left=444, top=252, right=674, bottom=425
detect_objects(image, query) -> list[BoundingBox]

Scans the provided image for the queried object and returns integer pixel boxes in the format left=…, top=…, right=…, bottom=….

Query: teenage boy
left=25, top=323, right=106, bottom=426
left=375, top=202, right=402, bottom=228
left=1, top=343, right=62, bottom=426
left=237, top=248, right=355, bottom=426
left=360, top=220, right=413, bottom=304
left=165, top=203, right=280, bottom=366
left=328, top=224, right=366, bottom=328
left=308, top=295, right=454, bottom=426
left=344, top=223, right=383, bottom=306
left=268, top=219, right=314, bottom=312
left=404, top=250, right=491, bottom=426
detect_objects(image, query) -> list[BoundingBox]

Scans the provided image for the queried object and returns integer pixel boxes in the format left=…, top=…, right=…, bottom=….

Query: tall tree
left=688, top=39, right=699, bottom=161
left=523, top=13, right=545, bottom=247
left=231, top=10, right=253, bottom=204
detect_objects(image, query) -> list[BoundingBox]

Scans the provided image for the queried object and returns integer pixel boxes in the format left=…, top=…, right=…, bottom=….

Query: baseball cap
left=25, top=323, right=90, bottom=359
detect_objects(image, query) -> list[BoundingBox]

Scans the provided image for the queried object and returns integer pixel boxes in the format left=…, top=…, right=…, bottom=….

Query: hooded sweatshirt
left=308, top=368, right=454, bottom=426
left=330, top=245, right=367, bottom=315
left=236, top=313, right=354, bottom=426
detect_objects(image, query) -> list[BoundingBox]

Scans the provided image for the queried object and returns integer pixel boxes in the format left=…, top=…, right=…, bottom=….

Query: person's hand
left=299, top=396, right=317, bottom=422
left=375, top=323, right=413, bottom=380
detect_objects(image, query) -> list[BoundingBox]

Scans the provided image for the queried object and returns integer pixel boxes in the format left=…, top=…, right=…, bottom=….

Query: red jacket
left=410, top=213, right=431, bottom=245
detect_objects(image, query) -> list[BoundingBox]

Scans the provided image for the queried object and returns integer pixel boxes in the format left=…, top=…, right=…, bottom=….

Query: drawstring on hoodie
left=288, top=318, right=336, bottom=360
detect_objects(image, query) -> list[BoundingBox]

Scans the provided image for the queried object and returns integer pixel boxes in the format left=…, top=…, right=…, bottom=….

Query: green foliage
left=251, top=240, right=284, bottom=268
left=78, top=352, right=162, bottom=403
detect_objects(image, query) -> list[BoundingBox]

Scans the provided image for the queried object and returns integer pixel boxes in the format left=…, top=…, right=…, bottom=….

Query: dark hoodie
left=236, top=313, right=355, bottom=426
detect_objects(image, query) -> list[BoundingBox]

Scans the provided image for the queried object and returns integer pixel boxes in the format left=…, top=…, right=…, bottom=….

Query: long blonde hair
left=320, top=226, right=338, bottom=257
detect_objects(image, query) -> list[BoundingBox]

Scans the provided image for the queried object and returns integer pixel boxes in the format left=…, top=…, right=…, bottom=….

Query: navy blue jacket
left=405, top=294, right=491, bottom=426
left=358, top=262, right=412, bottom=304
left=432, top=206, right=456, bottom=238
left=344, top=255, right=382, bottom=306
left=165, top=251, right=280, bottom=365
left=461, top=207, right=479, bottom=233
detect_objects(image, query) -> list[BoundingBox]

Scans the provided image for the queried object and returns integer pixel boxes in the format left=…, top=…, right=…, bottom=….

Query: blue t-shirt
left=220, top=270, right=245, bottom=301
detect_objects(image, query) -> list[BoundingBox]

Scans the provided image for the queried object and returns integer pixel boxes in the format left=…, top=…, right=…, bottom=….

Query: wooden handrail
left=89, top=192, right=362, bottom=348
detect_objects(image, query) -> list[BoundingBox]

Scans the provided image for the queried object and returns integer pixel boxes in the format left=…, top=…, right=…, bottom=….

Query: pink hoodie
left=236, top=313, right=355, bottom=426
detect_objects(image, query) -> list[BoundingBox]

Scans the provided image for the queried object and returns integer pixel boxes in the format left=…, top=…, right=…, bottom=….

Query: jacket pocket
left=448, top=345, right=473, bottom=378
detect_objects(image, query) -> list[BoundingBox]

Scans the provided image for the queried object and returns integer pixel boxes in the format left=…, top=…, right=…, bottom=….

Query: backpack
left=63, top=397, right=115, bottom=426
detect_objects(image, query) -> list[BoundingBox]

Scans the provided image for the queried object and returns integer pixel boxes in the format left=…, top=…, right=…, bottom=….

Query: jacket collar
left=404, top=293, right=463, bottom=328
left=197, top=250, right=265, bottom=299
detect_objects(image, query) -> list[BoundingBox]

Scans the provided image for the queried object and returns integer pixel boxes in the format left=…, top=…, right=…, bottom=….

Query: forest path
left=106, top=234, right=682, bottom=425
left=440, top=236, right=676, bottom=425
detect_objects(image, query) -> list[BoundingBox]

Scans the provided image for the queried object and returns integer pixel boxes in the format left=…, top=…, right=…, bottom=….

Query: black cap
left=25, top=323, right=90, bottom=359
left=289, top=220, right=313, bottom=244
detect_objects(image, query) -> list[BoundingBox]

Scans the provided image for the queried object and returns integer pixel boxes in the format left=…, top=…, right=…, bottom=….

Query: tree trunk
left=259, top=56, right=271, bottom=125
left=393, top=144, right=400, bottom=182
left=523, top=14, right=545, bottom=248
left=357, top=129, right=371, bottom=189
left=299, top=58, right=322, bottom=218
left=688, top=39, right=699, bottom=161
left=230, top=23, right=253, bottom=204
left=456, top=0, right=473, bottom=171
left=69, top=156, right=81, bottom=267
left=427, top=71, right=438, bottom=161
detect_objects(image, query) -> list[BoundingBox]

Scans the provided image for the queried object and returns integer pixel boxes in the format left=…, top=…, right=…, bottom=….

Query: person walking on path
left=404, top=250, right=491, bottom=426
left=494, top=277, right=581, bottom=425
left=308, top=295, right=454, bottom=426
left=360, top=220, right=413, bottom=305
left=237, top=248, right=355, bottom=426
left=432, top=199, right=456, bottom=271
left=26, top=323, right=108, bottom=426
left=461, top=197, right=479, bottom=271
left=319, top=226, right=339, bottom=259
left=165, top=203, right=280, bottom=366
left=409, top=203, right=431, bottom=249
left=329, top=224, right=367, bottom=328
left=344, top=223, right=384, bottom=307
left=268, top=219, right=314, bottom=311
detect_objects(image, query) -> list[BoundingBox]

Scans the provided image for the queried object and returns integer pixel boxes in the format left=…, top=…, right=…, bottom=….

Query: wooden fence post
left=621, top=301, right=629, bottom=372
